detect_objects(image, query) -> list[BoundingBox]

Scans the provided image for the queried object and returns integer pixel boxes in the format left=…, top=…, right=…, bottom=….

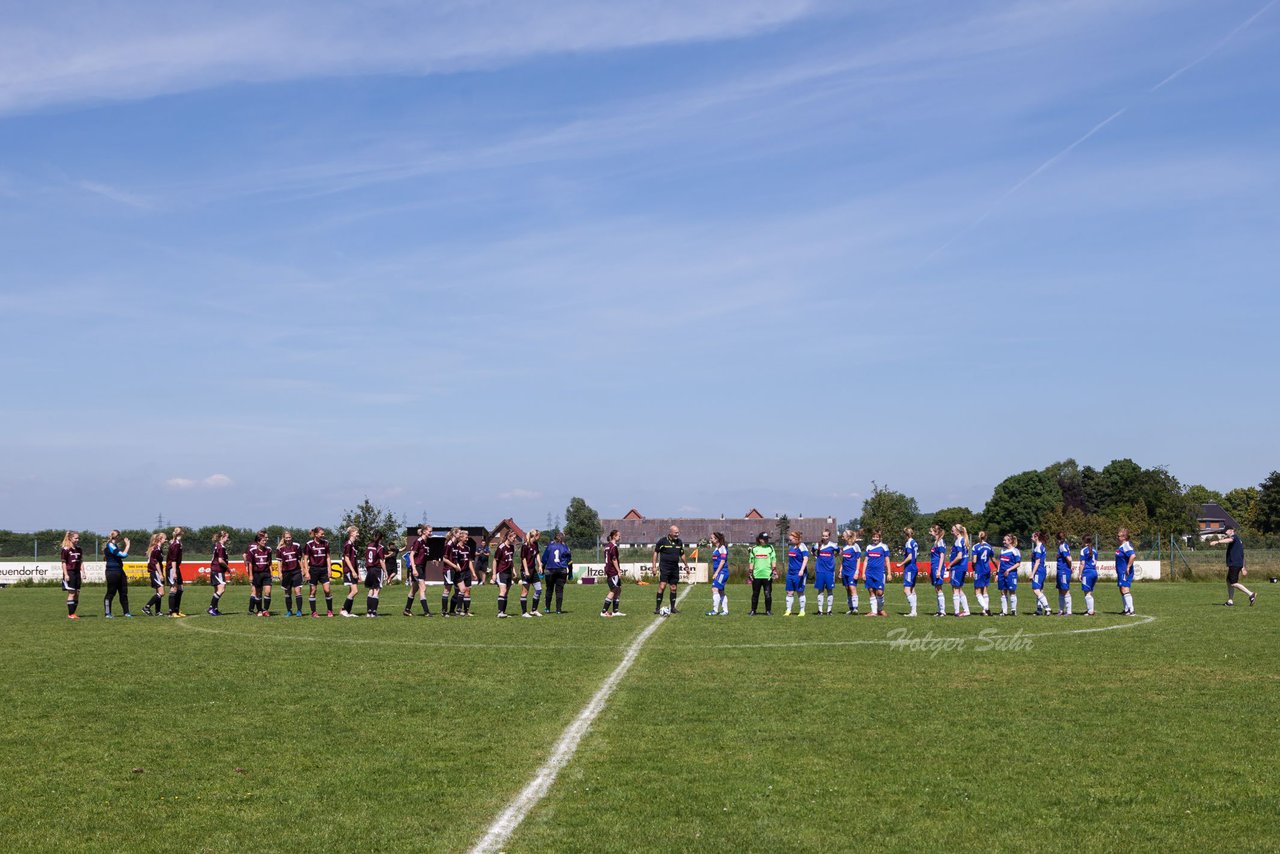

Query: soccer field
left=1, top=582, right=1276, bottom=852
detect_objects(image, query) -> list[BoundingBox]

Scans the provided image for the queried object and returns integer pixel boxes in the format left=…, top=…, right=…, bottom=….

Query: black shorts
left=166, top=566, right=184, bottom=586
left=364, top=570, right=382, bottom=590
left=496, top=570, right=513, bottom=586
left=410, top=563, right=427, bottom=582
left=1228, top=566, right=1243, bottom=585
left=342, top=568, right=359, bottom=585
left=210, top=570, right=228, bottom=587
left=521, top=571, right=539, bottom=585
left=251, top=570, right=272, bottom=589
left=148, top=569, right=164, bottom=589
left=280, top=569, right=303, bottom=588
left=659, top=565, right=681, bottom=585
left=62, top=572, right=82, bottom=592
left=606, top=574, right=621, bottom=592
left=308, top=566, right=329, bottom=586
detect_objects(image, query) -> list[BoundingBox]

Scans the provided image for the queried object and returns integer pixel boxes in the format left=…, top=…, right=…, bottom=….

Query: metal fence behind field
left=1168, top=540, right=1280, bottom=582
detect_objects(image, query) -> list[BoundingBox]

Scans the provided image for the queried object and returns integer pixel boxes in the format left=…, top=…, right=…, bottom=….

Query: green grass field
left=1, top=580, right=1276, bottom=852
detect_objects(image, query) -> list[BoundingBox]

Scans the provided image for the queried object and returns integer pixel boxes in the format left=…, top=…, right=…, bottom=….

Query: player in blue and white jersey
left=862, top=529, right=890, bottom=616
left=998, top=535, right=1020, bottom=616
left=812, top=529, right=838, bottom=615
left=1116, top=528, right=1136, bottom=615
left=948, top=524, right=971, bottom=617
left=971, top=531, right=994, bottom=616
left=1079, top=536, right=1098, bottom=616
left=1029, top=531, right=1050, bottom=616
left=784, top=531, right=809, bottom=617
left=929, top=524, right=948, bottom=617
left=707, top=532, right=730, bottom=616
left=900, top=527, right=919, bottom=617
left=1054, top=532, right=1074, bottom=616
left=841, top=529, right=862, bottom=615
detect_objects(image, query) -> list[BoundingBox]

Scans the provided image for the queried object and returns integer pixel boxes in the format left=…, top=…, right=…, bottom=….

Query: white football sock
left=959, top=591, right=970, bottom=614
left=1010, top=594, right=1018, bottom=612
left=1000, top=593, right=1009, bottom=615
left=907, top=591, right=917, bottom=614
left=712, top=591, right=721, bottom=612
left=1124, top=592, right=1134, bottom=612
left=937, top=590, right=946, bottom=613
left=1064, top=593, right=1072, bottom=614
left=798, top=594, right=806, bottom=613
left=721, top=593, right=728, bottom=614
left=1085, top=592, right=1094, bottom=613
left=785, top=593, right=794, bottom=613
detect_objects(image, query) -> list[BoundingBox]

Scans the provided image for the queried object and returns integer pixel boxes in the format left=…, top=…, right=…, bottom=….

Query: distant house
left=1196, top=503, right=1239, bottom=539
left=489, top=517, right=526, bottom=543
left=599, top=509, right=841, bottom=547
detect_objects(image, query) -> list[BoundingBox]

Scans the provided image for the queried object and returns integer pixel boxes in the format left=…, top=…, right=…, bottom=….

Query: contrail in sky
left=925, top=0, right=1278, bottom=262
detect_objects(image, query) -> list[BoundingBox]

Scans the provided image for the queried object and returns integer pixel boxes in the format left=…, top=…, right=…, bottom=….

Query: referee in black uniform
left=652, top=525, right=688, bottom=614
left=1210, top=525, right=1257, bottom=606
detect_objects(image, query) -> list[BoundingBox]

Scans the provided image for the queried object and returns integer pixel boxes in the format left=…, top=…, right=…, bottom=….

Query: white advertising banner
left=574, top=562, right=708, bottom=584
left=0, top=562, right=108, bottom=584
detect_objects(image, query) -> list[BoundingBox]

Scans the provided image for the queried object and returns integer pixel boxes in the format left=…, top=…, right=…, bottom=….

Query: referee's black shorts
left=1227, top=566, right=1243, bottom=585
left=659, top=565, right=681, bottom=585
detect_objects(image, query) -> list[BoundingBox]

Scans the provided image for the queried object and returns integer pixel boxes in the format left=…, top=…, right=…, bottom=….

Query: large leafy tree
left=563, top=496, right=602, bottom=550
left=932, top=506, right=979, bottom=533
left=1221, top=486, right=1259, bottom=531
left=1254, top=472, right=1280, bottom=534
left=337, top=497, right=403, bottom=550
left=1183, top=484, right=1224, bottom=506
left=982, top=470, right=1061, bottom=541
left=1044, top=459, right=1087, bottom=512
left=858, top=483, right=919, bottom=546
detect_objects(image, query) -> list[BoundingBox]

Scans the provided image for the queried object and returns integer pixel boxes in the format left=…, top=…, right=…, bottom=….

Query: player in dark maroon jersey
left=165, top=526, right=186, bottom=617
left=338, top=526, right=361, bottom=617
left=440, top=528, right=462, bottom=616
left=305, top=527, right=333, bottom=617
left=60, top=531, right=84, bottom=619
left=363, top=532, right=388, bottom=617
left=143, top=531, right=168, bottom=617
left=443, top=528, right=475, bottom=616
left=493, top=531, right=518, bottom=618
left=246, top=530, right=275, bottom=616
left=404, top=525, right=434, bottom=617
left=600, top=529, right=625, bottom=617
left=275, top=531, right=305, bottom=617
left=519, top=528, right=543, bottom=618
left=207, top=530, right=230, bottom=616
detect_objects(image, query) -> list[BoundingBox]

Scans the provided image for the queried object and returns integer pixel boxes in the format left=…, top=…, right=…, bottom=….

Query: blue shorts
left=864, top=572, right=885, bottom=592
left=1055, top=570, right=1071, bottom=591
left=1117, top=573, right=1133, bottom=588
left=974, top=569, right=991, bottom=588
left=711, top=570, right=728, bottom=591
left=813, top=571, right=834, bottom=592
left=901, top=565, right=918, bottom=587
left=1081, top=572, right=1097, bottom=593
left=840, top=569, right=858, bottom=588
left=949, top=567, right=965, bottom=588
left=785, top=573, right=806, bottom=593
left=930, top=566, right=945, bottom=586
left=1031, top=570, right=1046, bottom=590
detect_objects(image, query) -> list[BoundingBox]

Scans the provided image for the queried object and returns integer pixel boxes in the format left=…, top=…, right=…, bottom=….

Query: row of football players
left=704, top=525, right=1139, bottom=618
left=59, top=525, right=620, bottom=619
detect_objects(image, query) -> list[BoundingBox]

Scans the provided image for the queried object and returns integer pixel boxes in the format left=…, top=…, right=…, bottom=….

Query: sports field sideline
left=1, top=581, right=1276, bottom=852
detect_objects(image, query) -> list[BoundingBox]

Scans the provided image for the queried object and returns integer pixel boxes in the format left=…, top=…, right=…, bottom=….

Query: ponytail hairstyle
left=953, top=524, right=969, bottom=545
left=107, top=529, right=120, bottom=543
left=1055, top=531, right=1068, bottom=544
left=1006, top=533, right=1019, bottom=549
left=1118, top=527, right=1130, bottom=542
left=61, top=531, right=77, bottom=549
left=213, top=529, right=228, bottom=545
left=1031, top=531, right=1043, bottom=545
left=902, top=526, right=914, bottom=539
left=710, top=531, right=724, bottom=547
left=171, top=526, right=184, bottom=539
left=1083, top=535, right=1093, bottom=547
left=346, top=525, right=359, bottom=540
left=147, top=531, right=167, bottom=552
left=929, top=524, right=943, bottom=541
left=255, top=529, right=267, bottom=544
left=611, top=529, right=623, bottom=543
left=976, top=530, right=987, bottom=543
left=372, top=530, right=384, bottom=546
left=310, top=526, right=324, bottom=538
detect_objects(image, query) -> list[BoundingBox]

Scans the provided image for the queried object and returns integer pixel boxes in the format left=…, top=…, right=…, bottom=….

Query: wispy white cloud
left=499, top=489, right=543, bottom=500
left=166, top=473, right=234, bottom=490
left=75, top=179, right=155, bottom=210
left=0, top=0, right=819, bottom=116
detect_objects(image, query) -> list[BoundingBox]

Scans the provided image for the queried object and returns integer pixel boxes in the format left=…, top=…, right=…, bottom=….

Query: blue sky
left=1, top=0, right=1277, bottom=532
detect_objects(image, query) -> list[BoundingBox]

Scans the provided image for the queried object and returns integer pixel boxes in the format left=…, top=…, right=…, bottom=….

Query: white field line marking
left=174, top=611, right=1154, bottom=651
left=469, top=584, right=694, bottom=854
left=700, top=614, right=1155, bottom=649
